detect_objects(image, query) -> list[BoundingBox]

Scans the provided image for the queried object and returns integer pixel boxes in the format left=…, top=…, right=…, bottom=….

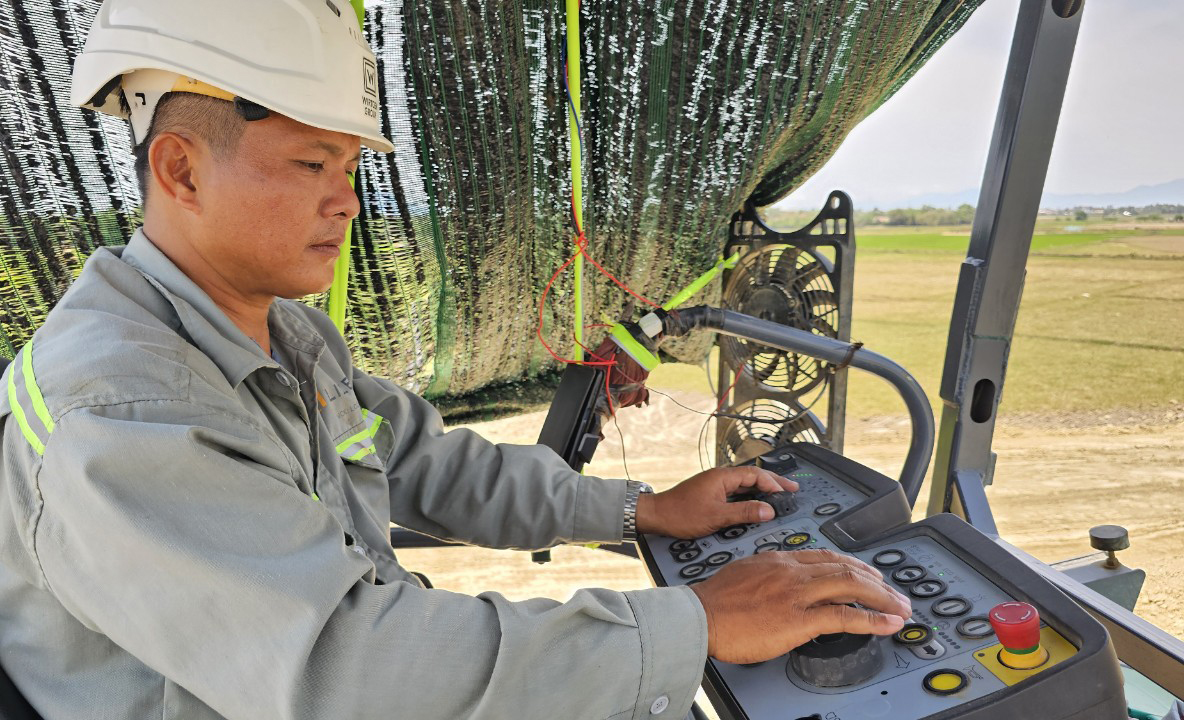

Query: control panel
left=639, top=444, right=1125, bottom=720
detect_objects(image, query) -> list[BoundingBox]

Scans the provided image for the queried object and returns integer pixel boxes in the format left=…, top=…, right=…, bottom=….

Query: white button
left=650, top=695, right=669, bottom=715
left=276, top=372, right=291, bottom=387
left=351, top=545, right=367, bottom=557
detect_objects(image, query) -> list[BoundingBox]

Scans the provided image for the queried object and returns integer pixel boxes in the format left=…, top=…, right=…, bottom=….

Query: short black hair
left=133, top=92, right=247, bottom=200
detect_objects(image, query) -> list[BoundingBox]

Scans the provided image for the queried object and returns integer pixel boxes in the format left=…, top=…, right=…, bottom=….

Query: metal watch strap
left=622, top=480, right=654, bottom=542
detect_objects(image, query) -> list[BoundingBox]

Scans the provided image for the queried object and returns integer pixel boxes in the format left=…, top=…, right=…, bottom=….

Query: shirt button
left=650, top=695, right=669, bottom=715
left=275, top=372, right=291, bottom=387
left=351, top=545, right=368, bottom=557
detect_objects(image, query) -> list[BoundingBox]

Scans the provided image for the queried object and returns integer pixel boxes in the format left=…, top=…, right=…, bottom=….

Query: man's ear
left=147, top=132, right=203, bottom=213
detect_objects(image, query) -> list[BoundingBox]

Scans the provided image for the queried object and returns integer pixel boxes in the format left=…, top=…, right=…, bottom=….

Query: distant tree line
left=854, top=204, right=977, bottom=226
left=766, top=202, right=1184, bottom=230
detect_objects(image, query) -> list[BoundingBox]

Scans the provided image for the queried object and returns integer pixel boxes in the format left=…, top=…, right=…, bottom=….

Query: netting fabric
left=0, top=0, right=982, bottom=402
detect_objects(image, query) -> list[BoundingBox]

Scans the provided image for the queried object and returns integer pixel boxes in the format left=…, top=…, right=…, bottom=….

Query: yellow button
left=894, top=623, right=932, bottom=646
left=786, top=534, right=809, bottom=545
left=923, top=669, right=968, bottom=695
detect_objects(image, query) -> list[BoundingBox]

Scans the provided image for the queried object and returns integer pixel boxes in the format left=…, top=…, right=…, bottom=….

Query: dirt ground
left=399, top=389, right=1184, bottom=640
left=1124, top=235, right=1184, bottom=255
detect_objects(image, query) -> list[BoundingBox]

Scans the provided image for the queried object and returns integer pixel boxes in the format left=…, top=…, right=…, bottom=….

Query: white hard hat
left=71, top=0, right=394, bottom=154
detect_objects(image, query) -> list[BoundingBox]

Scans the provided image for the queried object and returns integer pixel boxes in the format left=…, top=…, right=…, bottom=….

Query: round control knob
left=988, top=601, right=1049, bottom=669
left=787, top=633, right=883, bottom=688
left=761, top=491, right=799, bottom=518
left=1089, top=525, right=1130, bottom=552
left=1090, top=525, right=1130, bottom=569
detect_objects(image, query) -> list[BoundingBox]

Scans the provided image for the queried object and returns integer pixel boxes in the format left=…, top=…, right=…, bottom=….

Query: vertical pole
left=328, top=0, right=368, bottom=335
left=328, top=173, right=357, bottom=334
left=566, top=0, right=584, bottom=361
left=927, top=0, right=1086, bottom=527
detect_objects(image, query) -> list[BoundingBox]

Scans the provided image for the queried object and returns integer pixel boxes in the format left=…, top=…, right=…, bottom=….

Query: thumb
left=726, top=500, right=774, bottom=525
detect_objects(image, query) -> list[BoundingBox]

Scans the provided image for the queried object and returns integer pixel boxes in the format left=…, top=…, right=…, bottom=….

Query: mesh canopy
left=0, top=0, right=982, bottom=402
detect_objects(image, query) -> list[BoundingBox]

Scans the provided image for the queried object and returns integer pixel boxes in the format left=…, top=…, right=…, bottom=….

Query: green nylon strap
left=328, top=172, right=358, bottom=334
left=327, top=0, right=364, bottom=334
left=22, top=342, right=53, bottom=433
left=334, top=409, right=383, bottom=455
left=566, top=0, right=584, bottom=361
left=602, top=251, right=742, bottom=371
left=609, top=323, right=660, bottom=371
left=6, top=359, right=43, bottom=455
left=661, top=251, right=741, bottom=311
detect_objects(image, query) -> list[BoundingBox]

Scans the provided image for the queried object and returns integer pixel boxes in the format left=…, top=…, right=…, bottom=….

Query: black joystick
left=755, top=451, right=798, bottom=472
left=728, top=490, right=798, bottom=518
left=760, top=491, right=798, bottom=518
left=787, top=633, right=883, bottom=688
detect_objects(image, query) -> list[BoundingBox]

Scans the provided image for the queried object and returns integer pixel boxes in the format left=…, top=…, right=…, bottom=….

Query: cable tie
left=831, top=341, right=864, bottom=373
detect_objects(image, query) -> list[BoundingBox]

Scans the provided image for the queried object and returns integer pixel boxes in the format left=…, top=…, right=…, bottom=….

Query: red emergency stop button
left=989, top=601, right=1049, bottom=669
left=989, top=602, right=1040, bottom=650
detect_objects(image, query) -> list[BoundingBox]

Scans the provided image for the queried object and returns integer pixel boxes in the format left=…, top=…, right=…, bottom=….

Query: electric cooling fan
left=715, top=396, right=826, bottom=466
left=719, top=244, right=839, bottom=398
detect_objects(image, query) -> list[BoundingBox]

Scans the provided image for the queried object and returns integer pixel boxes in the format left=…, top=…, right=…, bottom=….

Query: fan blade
left=724, top=280, right=754, bottom=309
left=790, top=260, right=828, bottom=289
left=774, top=409, right=825, bottom=445
left=802, top=288, right=837, bottom=312
left=752, top=252, right=772, bottom=287
left=808, top=314, right=839, bottom=339
left=770, top=245, right=804, bottom=279
left=748, top=351, right=778, bottom=383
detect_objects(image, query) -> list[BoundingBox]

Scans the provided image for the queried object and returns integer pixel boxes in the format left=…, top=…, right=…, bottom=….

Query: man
left=0, top=1, right=911, bottom=718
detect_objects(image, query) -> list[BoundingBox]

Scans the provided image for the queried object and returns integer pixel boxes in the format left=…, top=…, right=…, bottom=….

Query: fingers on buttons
left=796, top=550, right=880, bottom=578
left=808, top=603, right=905, bottom=636
left=757, top=469, right=787, bottom=493
left=799, top=571, right=911, bottom=618
left=795, top=561, right=881, bottom=587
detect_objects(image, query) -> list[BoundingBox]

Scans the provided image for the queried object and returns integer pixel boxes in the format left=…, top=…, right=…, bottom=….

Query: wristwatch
left=622, top=480, right=654, bottom=543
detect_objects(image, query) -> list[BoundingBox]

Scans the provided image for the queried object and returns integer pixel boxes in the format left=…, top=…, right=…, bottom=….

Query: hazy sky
left=775, top=0, right=1184, bottom=210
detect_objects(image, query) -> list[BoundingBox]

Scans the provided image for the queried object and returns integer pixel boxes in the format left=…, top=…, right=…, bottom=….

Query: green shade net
left=0, top=0, right=982, bottom=409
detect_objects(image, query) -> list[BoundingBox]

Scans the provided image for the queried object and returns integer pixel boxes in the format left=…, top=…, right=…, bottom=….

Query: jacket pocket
left=334, top=408, right=388, bottom=471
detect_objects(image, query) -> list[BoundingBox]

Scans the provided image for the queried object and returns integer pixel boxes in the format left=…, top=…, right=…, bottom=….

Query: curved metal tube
left=665, top=306, right=934, bottom=506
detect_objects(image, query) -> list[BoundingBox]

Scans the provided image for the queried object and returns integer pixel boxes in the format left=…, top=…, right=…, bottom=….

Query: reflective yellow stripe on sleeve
left=22, top=345, right=54, bottom=434
left=6, top=344, right=52, bottom=455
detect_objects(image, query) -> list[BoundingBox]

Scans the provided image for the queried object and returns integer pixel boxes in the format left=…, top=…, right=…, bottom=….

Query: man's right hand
left=688, top=549, right=913, bottom=664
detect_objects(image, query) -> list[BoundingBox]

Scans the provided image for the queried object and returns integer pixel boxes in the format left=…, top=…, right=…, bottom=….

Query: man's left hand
left=635, top=466, right=798, bottom=539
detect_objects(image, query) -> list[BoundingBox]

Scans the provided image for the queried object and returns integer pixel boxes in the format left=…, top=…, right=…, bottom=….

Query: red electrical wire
left=716, top=371, right=742, bottom=412
left=535, top=240, right=614, bottom=367
left=537, top=57, right=666, bottom=370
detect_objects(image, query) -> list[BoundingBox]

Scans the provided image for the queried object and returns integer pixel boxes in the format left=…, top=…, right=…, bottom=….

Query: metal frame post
left=927, top=0, right=1086, bottom=528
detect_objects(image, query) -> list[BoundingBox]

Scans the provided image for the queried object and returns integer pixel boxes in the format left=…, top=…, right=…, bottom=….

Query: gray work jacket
left=0, top=230, right=707, bottom=720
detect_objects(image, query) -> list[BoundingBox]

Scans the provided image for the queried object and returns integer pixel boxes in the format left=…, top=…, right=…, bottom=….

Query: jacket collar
left=119, top=228, right=324, bottom=388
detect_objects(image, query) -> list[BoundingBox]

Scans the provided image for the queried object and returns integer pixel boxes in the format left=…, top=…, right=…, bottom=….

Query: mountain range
left=885, top=177, right=1184, bottom=210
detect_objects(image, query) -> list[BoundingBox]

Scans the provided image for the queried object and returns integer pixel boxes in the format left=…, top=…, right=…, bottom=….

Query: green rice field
left=792, top=221, right=1184, bottom=420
